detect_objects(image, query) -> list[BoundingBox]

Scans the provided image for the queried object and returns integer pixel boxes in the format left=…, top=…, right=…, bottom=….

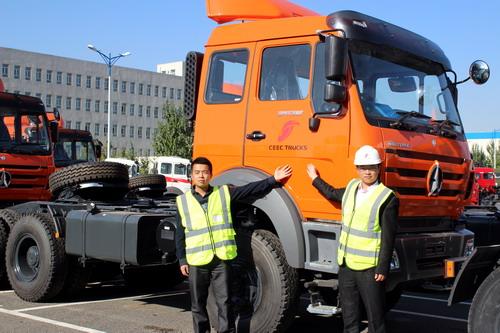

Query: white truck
left=150, top=156, right=191, bottom=195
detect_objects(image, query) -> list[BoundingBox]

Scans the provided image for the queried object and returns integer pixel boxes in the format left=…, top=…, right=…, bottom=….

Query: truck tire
left=49, top=162, right=129, bottom=199
left=6, top=213, right=67, bottom=302
left=208, top=229, right=299, bottom=333
left=0, top=209, right=20, bottom=287
left=129, top=174, right=166, bottom=190
left=468, top=265, right=500, bottom=333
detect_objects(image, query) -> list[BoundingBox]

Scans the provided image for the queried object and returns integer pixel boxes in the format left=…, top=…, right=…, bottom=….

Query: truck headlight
left=390, top=250, right=400, bottom=270
left=464, top=238, right=474, bottom=257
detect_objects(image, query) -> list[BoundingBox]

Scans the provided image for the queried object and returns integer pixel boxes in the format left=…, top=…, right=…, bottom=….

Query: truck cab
left=152, top=156, right=191, bottom=194
left=54, top=128, right=101, bottom=169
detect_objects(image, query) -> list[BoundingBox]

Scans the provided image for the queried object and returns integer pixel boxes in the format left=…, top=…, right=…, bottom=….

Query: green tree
left=153, top=103, right=193, bottom=158
left=485, top=140, right=500, bottom=169
left=471, top=144, right=489, bottom=167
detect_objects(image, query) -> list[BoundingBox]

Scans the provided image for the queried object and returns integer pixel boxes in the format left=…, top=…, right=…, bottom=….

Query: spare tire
left=49, top=162, right=129, bottom=200
left=129, top=174, right=166, bottom=191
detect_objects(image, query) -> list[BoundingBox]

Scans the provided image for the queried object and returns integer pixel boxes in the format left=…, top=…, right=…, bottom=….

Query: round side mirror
left=469, top=60, right=490, bottom=85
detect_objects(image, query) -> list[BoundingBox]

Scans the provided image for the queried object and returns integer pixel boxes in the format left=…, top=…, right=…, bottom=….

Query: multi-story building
left=0, top=46, right=184, bottom=157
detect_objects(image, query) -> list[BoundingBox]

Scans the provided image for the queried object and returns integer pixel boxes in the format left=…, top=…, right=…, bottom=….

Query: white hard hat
left=354, top=145, right=382, bottom=166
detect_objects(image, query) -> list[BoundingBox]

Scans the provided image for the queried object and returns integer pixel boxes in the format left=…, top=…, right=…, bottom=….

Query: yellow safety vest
left=176, top=185, right=237, bottom=266
left=338, top=179, right=393, bottom=270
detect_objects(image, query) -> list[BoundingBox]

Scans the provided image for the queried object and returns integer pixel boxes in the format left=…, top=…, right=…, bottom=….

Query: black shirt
left=312, top=177, right=399, bottom=276
left=175, top=176, right=278, bottom=265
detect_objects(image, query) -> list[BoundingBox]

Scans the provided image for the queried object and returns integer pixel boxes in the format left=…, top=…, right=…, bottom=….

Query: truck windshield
left=349, top=41, right=463, bottom=136
left=0, top=107, right=51, bottom=154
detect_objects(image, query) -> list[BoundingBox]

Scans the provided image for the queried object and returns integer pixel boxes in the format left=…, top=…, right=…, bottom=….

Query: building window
left=154, top=85, right=159, bottom=97
left=121, top=103, right=126, bottom=115
left=14, top=65, right=20, bottom=79
left=112, top=124, right=117, bottom=137
left=85, top=122, right=91, bottom=132
left=1, top=64, right=8, bottom=77
left=85, top=99, right=91, bottom=112
left=147, top=84, right=151, bottom=96
left=35, top=93, right=42, bottom=98
left=76, top=98, right=81, bottom=111
left=121, top=81, right=127, bottom=93
left=137, top=127, right=143, bottom=139
left=25, top=92, right=31, bottom=96
left=24, top=67, right=31, bottom=80
left=46, top=94, right=52, bottom=107
left=113, top=102, right=118, bottom=114
left=46, top=70, right=52, bottom=83
left=146, top=127, right=151, bottom=139
left=139, top=149, right=143, bottom=156
left=153, top=128, right=158, bottom=137
left=139, top=83, right=143, bottom=95
left=162, top=87, right=167, bottom=98
left=154, top=107, right=159, bottom=119
left=146, top=106, right=151, bottom=118
left=104, top=78, right=109, bottom=90
left=76, top=74, right=81, bottom=87
left=104, top=124, right=108, bottom=136
left=86, top=75, right=91, bottom=88
left=34, top=68, right=41, bottom=81
left=66, top=121, right=72, bottom=129
left=95, top=77, right=101, bottom=89
left=66, top=97, right=72, bottom=110
left=113, top=80, right=118, bottom=92
left=138, top=105, right=143, bottom=117
left=56, top=71, right=62, bottom=84
left=66, top=73, right=72, bottom=85
left=75, top=121, right=81, bottom=130
left=121, top=125, right=126, bottom=137
left=147, top=149, right=150, bottom=156
left=94, top=123, right=100, bottom=136
left=177, top=89, right=182, bottom=100
left=129, top=126, right=134, bottom=138
left=95, top=100, right=100, bottom=112
left=130, top=82, right=135, bottom=94
left=56, top=95, right=62, bottom=109
left=129, top=104, right=135, bottom=116
left=104, top=101, right=109, bottom=113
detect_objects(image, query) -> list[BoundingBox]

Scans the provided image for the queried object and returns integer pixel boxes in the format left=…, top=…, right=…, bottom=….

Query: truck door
left=243, top=39, right=351, bottom=221
left=193, top=44, right=255, bottom=171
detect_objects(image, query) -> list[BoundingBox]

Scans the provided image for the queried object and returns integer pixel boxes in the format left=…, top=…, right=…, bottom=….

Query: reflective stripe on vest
left=176, top=185, right=237, bottom=266
left=338, top=180, right=393, bottom=270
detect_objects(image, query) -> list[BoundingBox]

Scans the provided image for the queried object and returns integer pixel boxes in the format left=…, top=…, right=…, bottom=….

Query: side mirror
left=325, top=35, right=348, bottom=81
left=324, top=81, right=346, bottom=103
left=49, top=121, right=58, bottom=143
left=469, top=60, right=490, bottom=84
left=95, top=144, right=102, bottom=160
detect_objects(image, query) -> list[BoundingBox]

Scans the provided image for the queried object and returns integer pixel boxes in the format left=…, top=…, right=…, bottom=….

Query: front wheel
left=468, top=265, right=500, bottom=333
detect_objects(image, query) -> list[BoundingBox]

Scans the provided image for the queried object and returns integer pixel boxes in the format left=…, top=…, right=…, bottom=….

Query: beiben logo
left=278, top=121, right=299, bottom=142
left=0, top=169, right=12, bottom=188
left=426, top=160, right=443, bottom=196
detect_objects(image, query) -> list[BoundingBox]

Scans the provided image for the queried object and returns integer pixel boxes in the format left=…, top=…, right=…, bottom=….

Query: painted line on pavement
left=0, top=290, right=14, bottom=294
left=402, top=294, right=471, bottom=305
left=16, top=289, right=190, bottom=312
left=0, top=307, right=105, bottom=333
left=390, top=309, right=468, bottom=322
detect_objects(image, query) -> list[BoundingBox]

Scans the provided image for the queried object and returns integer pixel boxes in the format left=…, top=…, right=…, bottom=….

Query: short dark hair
left=191, top=156, right=212, bottom=173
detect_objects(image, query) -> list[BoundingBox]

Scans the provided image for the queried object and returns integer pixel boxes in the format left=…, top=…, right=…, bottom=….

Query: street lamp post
left=87, top=44, right=131, bottom=158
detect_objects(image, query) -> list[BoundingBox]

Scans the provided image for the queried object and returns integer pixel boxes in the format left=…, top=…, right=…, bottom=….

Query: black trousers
left=339, top=265, right=386, bottom=333
left=189, top=258, right=235, bottom=333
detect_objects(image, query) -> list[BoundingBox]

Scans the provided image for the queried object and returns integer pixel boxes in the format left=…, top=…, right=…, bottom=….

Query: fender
left=212, top=167, right=305, bottom=268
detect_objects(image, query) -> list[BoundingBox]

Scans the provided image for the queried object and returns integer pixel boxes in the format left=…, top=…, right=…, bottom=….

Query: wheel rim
left=14, top=234, right=40, bottom=282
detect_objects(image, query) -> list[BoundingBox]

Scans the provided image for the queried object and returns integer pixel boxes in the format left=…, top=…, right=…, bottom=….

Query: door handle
left=246, top=131, right=266, bottom=141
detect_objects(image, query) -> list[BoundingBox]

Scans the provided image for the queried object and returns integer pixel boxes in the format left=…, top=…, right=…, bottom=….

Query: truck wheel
left=129, top=174, right=166, bottom=190
left=0, top=209, right=20, bottom=287
left=468, top=266, right=500, bottom=333
left=208, top=229, right=299, bottom=333
left=49, top=162, right=129, bottom=199
left=6, top=213, right=67, bottom=302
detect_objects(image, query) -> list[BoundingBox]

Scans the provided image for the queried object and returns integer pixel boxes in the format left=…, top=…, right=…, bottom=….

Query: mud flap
left=447, top=245, right=500, bottom=305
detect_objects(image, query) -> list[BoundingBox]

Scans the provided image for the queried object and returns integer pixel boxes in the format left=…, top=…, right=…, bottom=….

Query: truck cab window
left=205, top=50, right=248, bottom=104
left=259, top=44, right=310, bottom=101
left=161, top=163, right=172, bottom=175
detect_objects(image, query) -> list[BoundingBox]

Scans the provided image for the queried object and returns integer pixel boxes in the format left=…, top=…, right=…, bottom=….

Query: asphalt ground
left=0, top=281, right=470, bottom=333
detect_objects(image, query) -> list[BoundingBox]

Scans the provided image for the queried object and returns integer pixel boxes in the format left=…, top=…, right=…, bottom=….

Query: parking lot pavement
left=0, top=282, right=470, bottom=333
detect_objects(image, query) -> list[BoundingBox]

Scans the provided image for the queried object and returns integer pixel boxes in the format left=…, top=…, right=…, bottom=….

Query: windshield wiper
left=390, top=111, right=431, bottom=130
left=429, top=119, right=460, bottom=138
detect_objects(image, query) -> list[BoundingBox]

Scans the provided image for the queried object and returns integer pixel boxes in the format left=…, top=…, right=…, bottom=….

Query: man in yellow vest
left=176, top=156, right=292, bottom=333
left=306, top=145, right=399, bottom=333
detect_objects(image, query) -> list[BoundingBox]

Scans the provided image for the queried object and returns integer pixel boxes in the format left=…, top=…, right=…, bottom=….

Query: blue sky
left=1, top=1, right=499, bottom=132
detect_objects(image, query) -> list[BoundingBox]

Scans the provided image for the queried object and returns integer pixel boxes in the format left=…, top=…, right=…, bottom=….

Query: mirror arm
left=316, top=29, right=346, bottom=41
left=455, top=77, right=471, bottom=86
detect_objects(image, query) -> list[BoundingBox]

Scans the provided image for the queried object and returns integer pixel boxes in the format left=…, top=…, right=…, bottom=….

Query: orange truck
left=0, top=85, right=57, bottom=206
left=182, top=1, right=498, bottom=331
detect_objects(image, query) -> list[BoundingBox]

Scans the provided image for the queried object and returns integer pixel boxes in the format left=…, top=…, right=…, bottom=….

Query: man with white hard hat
left=306, top=145, right=399, bottom=333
